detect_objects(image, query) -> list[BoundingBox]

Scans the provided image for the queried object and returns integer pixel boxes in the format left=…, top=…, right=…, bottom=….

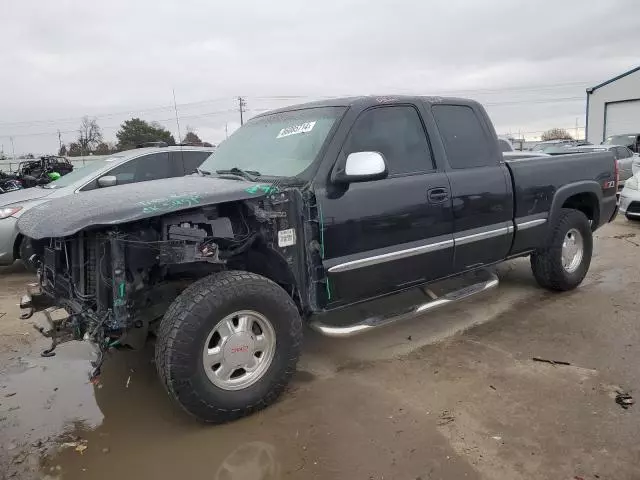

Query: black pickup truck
left=18, top=96, right=618, bottom=423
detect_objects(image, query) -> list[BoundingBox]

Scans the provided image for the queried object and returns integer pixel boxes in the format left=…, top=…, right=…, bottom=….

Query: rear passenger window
left=432, top=105, right=496, bottom=169
left=343, top=106, right=434, bottom=175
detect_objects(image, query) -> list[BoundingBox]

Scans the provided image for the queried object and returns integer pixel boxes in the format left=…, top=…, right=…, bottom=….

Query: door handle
left=428, top=188, right=449, bottom=203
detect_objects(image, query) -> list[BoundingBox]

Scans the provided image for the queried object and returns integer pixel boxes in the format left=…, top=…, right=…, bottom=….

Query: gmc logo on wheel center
left=231, top=345, right=249, bottom=354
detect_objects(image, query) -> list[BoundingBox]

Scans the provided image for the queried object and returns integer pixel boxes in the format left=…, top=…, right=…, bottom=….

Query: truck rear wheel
left=155, top=271, right=302, bottom=423
left=530, top=208, right=593, bottom=291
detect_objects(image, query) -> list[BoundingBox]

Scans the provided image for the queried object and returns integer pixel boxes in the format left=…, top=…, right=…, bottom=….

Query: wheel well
left=241, top=246, right=300, bottom=306
left=13, top=234, right=23, bottom=260
left=562, top=192, right=599, bottom=229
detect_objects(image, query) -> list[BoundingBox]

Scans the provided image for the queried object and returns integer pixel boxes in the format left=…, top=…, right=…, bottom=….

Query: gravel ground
left=1, top=217, right=639, bottom=480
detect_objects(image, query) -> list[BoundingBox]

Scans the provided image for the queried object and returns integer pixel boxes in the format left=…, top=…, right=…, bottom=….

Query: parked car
left=603, top=133, right=640, bottom=154
left=0, top=156, right=75, bottom=194
left=19, top=96, right=617, bottom=423
left=0, top=146, right=214, bottom=270
left=619, top=172, right=640, bottom=221
left=531, top=140, right=575, bottom=152
left=568, top=145, right=635, bottom=190
left=497, top=136, right=515, bottom=153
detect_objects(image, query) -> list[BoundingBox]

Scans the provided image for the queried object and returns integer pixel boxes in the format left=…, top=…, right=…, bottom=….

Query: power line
left=484, top=96, right=584, bottom=106
left=0, top=80, right=594, bottom=129
left=0, top=97, right=235, bottom=128
left=0, top=97, right=584, bottom=139
left=0, top=109, right=239, bottom=139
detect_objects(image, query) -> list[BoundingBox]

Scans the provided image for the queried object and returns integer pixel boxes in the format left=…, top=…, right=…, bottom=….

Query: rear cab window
left=432, top=104, right=498, bottom=169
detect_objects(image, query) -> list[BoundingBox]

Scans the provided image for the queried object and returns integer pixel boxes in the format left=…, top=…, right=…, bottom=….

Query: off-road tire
left=155, top=271, right=302, bottom=423
left=530, top=208, right=593, bottom=291
left=18, top=237, right=37, bottom=273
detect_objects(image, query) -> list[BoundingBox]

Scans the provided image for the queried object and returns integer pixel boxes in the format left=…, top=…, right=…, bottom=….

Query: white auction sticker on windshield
left=276, top=121, right=316, bottom=139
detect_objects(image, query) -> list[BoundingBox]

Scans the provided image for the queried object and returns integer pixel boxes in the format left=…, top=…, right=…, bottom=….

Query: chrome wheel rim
left=203, top=310, right=276, bottom=391
left=561, top=228, right=584, bottom=273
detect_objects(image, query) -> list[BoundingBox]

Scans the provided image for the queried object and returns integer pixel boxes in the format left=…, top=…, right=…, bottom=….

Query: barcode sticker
left=278, top=229, right=296, bottom=247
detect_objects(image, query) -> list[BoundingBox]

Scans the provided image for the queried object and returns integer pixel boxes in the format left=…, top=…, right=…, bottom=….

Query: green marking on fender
left=246, top=185, right=279, bottom=195
left=139, top=193, right=202, bottom=214
left=118, top=282, right=125, bottom=298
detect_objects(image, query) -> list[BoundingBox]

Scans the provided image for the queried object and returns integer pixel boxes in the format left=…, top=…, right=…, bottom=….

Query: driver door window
left=343, top=106, right=435, bottom=175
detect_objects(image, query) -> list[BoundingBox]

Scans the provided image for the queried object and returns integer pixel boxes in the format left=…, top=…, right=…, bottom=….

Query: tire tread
left=155, top=271, right=302, bottom=423
left=530, top=208, right=592, bottom=291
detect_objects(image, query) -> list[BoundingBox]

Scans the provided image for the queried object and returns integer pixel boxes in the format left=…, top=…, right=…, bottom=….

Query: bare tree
left=77, top=116, right=103, bottom=154
left=541, top=128, right=573, bottom=142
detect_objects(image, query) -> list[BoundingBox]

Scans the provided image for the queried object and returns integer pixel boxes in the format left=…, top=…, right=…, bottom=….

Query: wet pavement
left=1, top=218, right=640, bottom=479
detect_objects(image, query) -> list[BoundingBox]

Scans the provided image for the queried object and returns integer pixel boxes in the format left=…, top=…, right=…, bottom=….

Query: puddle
left=0, top=267, right=530, bottom=479
left=1, top=337, right=476, bottom=480
left=0, top=340, right=103, bottom=445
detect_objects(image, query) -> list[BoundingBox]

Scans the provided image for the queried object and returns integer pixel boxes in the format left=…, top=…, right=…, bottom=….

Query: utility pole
left=238, top=96, right=246, bottom=125
left=10, top=136, right=15, bottom=161
left=57, top=129, right=63, bottom=153
left=575, top=117, right=579, bottom=140
left=225, top=122, right=229, bottom=139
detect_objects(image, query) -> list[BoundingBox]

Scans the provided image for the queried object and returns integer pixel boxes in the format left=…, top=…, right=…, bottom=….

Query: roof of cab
left=255, top=95, right=479, bottom=117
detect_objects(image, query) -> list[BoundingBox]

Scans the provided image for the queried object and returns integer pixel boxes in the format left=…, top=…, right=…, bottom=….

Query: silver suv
left=0, top=146, right=214, bottom=270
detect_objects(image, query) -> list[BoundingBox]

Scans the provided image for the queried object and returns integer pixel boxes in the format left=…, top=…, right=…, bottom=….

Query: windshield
left=604, top=135, right=637, bottom=146
left=198, top=106, right=345, bottom=177
left=43, top=157, right=122, bottom=189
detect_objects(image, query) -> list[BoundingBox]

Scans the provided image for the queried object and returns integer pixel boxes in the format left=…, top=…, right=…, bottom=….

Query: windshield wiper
left=215, top=167, right=261, bottom=181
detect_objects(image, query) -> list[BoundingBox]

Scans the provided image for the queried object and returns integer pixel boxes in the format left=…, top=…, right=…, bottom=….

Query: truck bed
left=505, top=152, right=617, bottom=224
left=505, top=151, right=617, bottom=256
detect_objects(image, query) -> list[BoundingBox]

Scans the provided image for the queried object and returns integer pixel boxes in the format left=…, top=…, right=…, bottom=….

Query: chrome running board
left=310, top=271, right=499, bottom=338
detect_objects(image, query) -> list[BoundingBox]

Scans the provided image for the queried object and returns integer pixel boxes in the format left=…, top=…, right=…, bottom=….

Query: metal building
left=586, top=66, right=640, bottom=144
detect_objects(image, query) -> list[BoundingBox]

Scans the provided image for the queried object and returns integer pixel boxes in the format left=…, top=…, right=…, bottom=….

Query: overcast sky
left=1, top=0, right=639, bottom=155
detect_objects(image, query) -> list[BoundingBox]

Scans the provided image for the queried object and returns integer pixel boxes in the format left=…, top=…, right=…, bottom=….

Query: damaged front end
left=19, top=186, right=317, bottom=381
left=20, top=230, right=187, bottom=379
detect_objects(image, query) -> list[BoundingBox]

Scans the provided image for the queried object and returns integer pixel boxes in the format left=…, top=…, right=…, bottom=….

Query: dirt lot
left=1, top=217, right=639, bottom=480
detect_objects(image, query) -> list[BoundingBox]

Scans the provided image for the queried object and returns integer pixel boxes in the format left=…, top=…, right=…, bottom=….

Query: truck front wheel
left=155, top=271, right=302, bottom=423
left=530, top=208, right=593, bottom=291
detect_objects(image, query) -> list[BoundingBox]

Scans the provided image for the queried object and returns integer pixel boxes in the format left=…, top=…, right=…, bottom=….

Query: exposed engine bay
left=21, top=188, right=323, bottom=379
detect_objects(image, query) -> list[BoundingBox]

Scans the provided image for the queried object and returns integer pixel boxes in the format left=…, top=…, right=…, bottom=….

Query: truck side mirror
left=332, top=151, right=388, bottom=184
left=97, top=175, right=117, bottom=188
